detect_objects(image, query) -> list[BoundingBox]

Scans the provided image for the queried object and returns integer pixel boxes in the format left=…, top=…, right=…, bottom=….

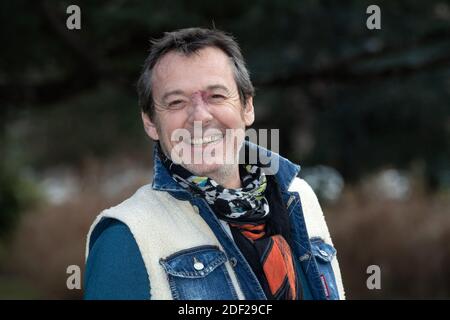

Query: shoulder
left=289, top=178, right=317, bottom=199
left=288, top=177, right=333, bottom=244
left=85, top=185, right=170, bottom=245
left=99, top=184, right=179, bottom=223
left=288, top=177, right=322, bottom=215
left=103, top=184, right=162, bottom=215
left=88, top=218, right=135, bottom=252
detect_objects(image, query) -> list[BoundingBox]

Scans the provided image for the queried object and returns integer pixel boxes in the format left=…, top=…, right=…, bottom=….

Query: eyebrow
left=161, top=89, right=185, bottom=102
left=206, top=84, right=231, bottom=94
left=161, top=84, right=231, bottom=102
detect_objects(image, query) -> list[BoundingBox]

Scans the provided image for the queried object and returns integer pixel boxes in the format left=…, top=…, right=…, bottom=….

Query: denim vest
left=147, top=142, right=344, bottom=300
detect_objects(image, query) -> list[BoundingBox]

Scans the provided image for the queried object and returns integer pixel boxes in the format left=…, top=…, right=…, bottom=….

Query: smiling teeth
left=190, top=134, right=223, bottom=145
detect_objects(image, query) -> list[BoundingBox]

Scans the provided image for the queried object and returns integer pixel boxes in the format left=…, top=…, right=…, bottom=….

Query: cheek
left=211, top=107, right=246, bottom=129
left=158, top=113, right=187, bottom=142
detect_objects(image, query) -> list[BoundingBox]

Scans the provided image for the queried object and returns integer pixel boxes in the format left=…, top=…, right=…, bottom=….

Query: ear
left=141, top=111, right=159, bottom=140
left=243, top=96, right=255, bottom=126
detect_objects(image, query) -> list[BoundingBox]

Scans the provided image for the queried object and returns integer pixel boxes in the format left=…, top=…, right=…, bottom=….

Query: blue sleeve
left=84, top=218, right=150, bottom=300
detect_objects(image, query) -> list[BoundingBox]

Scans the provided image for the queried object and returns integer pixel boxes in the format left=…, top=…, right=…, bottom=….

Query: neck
left=210, top=165, right=241, bottom=189
left=157, top=144, right=242, bottom=189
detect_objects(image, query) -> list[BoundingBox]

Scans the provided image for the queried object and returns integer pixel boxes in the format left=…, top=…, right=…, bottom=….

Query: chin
left=181, top=162, right=223, bottom=177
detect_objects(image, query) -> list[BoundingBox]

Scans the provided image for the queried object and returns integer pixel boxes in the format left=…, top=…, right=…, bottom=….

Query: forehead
left=152, top=46, right=236, bottom=96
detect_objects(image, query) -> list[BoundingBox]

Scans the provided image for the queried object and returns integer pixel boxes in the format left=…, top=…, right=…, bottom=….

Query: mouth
left=189, top=134, right=224, bottom=146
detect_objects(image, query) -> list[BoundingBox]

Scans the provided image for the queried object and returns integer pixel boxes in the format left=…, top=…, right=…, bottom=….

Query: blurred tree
left=0, top=0, right=449, bottom=189
left=0, top=133, right=40, bottom=241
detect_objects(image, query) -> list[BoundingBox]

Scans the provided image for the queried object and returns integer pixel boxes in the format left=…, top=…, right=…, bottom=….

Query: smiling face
left=141, top=46, right=255, bottom=188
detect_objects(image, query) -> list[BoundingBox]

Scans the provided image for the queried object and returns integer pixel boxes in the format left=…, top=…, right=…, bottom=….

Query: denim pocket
left=310, top=237, right=339, bottom=300
left=159, top=245, right=239, bottom=300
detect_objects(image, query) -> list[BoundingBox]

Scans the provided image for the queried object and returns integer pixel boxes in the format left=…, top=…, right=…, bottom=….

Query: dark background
left=0, top=0, right=449, bottom=299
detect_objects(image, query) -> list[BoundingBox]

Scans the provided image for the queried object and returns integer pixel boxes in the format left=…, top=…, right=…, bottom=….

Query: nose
left=188, top=92, right=213, bottom=124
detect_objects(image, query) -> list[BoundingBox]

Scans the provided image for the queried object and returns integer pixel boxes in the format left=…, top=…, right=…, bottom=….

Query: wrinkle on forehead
left=151, top=47, right=238, bottom=98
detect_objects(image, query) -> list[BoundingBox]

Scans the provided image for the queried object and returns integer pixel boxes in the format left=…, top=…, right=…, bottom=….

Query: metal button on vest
left=229, top=257, right=237, bottom=267
left=299, top=253, right=310, bottom=261
left=192, top=205, right=200, bottom=214
left=319, top=249, right=329, bottom=257
left=193, top=258, right=204, bottom=271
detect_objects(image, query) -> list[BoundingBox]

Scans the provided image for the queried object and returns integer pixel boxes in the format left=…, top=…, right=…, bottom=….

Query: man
left=84, top=27, right=345, bottom=300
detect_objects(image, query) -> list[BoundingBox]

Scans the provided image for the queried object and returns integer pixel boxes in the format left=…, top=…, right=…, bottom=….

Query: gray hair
left=137, top=27, right=255, bottom=119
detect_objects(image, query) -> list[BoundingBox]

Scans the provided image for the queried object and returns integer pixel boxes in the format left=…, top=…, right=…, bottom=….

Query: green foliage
left=0, top=143, right=41, bottom=242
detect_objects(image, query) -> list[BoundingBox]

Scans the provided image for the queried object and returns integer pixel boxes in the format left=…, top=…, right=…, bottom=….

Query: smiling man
left=144, top=44, right=253, bottom=189
left=84, top=27, right=345, bottom=300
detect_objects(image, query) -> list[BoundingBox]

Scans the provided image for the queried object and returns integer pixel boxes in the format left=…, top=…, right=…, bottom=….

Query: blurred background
left=1, top=0, right=449, bottom=299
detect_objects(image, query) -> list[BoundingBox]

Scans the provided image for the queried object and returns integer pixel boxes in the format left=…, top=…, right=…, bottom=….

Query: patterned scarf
left=157, top=143, right=298, bottom=299
left=157, top=143, right=270, bottom=223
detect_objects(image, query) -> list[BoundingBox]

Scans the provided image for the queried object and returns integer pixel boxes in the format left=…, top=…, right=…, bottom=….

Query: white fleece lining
left=86, top=178, right=345, bottom=300
left=86, top=185, right=245, bottom=300
left=288, top=178, right=346, bottom=300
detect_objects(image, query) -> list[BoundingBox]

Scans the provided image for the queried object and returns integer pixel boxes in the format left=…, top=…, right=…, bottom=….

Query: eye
left=168, top=99, right=186, bottom=109
left=208, top=94, right=226, bottom=103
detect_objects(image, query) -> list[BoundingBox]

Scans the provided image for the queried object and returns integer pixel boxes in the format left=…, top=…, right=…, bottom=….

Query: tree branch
left=322, top=28, right=450, bottom=71
left=257, top=52, right=450, bottom=86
